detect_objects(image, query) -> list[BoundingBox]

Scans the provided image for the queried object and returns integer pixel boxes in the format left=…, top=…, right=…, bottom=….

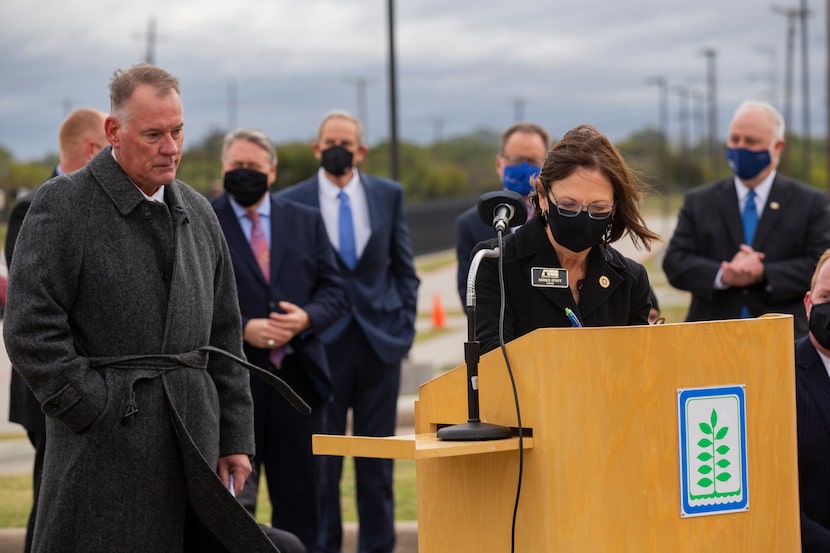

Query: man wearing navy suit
left=663, top=100, right=830, bottom=337
left=213, top=128, right=348, bottom=552
left=454, top=122, right=551, bottom=306
left=796, top=248, right=830, bottom=552
left=277, top=110, right=420, bottom=553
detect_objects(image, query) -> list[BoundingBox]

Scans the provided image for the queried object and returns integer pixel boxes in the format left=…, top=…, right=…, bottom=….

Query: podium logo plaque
left=677, top=385, right=749, bottom=517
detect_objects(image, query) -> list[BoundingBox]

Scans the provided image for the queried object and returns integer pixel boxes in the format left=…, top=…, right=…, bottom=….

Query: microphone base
left=436, top=421, right=512, bottom=441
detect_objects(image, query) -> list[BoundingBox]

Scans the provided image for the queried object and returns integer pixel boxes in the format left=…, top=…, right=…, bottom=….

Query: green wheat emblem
left=694, top=408, right=734, bottom=497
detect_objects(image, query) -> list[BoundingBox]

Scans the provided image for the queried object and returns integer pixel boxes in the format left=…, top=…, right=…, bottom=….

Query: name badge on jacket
left=531, top=267, right=568, bottom=288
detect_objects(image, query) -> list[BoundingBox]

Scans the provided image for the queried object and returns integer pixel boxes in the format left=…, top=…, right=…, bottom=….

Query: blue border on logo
left=678, top=385, right=748, bottom=516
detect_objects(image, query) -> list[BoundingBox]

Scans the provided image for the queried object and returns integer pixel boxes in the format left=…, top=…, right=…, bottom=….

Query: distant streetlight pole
left=672, top=84, right=692, bottom=190
left=702, top=48, right=718, bottom=174
left=691, top=88, right=706, bottom=170
left=646, top=76, right=670, bottom=219
left=751, top=46, right=780, bottom=107
left=673, top=85, right=691, bottom=159
left=386, top=0, right=400, bottom=181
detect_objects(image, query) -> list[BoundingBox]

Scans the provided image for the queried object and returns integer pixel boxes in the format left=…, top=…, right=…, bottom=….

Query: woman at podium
left=474, top=124, right=660, bottom=353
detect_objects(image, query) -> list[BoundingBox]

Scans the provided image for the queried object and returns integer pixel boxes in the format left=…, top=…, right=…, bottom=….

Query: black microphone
left=477, top=190, right=527, bottom=233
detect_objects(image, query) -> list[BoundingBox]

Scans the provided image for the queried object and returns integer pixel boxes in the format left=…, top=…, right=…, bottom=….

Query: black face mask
left=321, top=145, right=354, bottom=176
left=545, top=209, right=609, bottom=253
left=223, top=168, right=268, bottom=207
left=809, top=302, right=830, bottom=350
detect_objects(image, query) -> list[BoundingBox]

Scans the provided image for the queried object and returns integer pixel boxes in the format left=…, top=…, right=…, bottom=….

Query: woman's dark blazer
left=474, top=216, right=652, bottom=353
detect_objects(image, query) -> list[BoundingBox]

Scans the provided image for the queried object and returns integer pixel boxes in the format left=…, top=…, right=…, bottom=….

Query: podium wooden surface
left=314, top=315, right=801, bottom=552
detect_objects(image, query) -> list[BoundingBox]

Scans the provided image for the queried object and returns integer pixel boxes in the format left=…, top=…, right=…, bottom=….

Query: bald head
left=58, top=108, right=107, bottom=173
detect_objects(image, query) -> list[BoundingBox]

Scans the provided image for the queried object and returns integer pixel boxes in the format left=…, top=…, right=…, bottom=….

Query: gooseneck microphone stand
left=436, top=246, right=512, bottom=440
left=437, top=190, right=527, bottom=441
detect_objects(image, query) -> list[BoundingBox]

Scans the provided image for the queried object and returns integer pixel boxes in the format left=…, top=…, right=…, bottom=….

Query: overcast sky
left=1, top=0, right=826, bottom=161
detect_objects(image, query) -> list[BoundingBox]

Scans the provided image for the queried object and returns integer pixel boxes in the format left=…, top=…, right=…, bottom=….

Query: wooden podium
left=313, top=315, right=801, bottom=552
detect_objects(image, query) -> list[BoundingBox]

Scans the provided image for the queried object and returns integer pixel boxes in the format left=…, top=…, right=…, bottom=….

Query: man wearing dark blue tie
left=212, top=128, right=348, bottom=553
left=277, top=110, right=420, bottom=553
left=663, top=100, right=830, bottom=337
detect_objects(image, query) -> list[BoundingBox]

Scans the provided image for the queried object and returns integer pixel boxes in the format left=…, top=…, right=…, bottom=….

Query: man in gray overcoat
left=3, top=64, right=299, bottom=552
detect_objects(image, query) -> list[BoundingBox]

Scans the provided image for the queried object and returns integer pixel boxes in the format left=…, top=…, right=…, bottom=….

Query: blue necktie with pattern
left=740, top=189, right=758, bottom=318
left=338, top=190, right=357, bottom=270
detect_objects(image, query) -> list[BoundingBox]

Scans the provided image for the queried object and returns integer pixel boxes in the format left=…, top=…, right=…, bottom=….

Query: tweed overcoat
left=2, top=147, right=280, bottom=553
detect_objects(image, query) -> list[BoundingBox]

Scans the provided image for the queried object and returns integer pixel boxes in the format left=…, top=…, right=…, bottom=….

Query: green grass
left=254, top=457, right=417, bottom=524
left=0, top=474, right=32, bottom=527
left=0, top=458, right=419, bottom=528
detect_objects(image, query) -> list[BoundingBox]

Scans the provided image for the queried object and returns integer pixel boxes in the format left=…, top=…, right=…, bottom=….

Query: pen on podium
left=564, top=307, right=582, bottom=328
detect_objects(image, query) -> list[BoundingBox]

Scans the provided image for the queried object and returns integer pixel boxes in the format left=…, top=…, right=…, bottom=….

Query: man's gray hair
left=732, top=100, right=785, bottom=141
left=222, top=128, right=278, bottom=166
left=317, top=109, right=365, bottom=147
left=109, top=64, right=180, bottom=121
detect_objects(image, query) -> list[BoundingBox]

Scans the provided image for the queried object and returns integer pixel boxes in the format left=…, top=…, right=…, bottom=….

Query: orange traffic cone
left=432, top=292, right=446, bottom=329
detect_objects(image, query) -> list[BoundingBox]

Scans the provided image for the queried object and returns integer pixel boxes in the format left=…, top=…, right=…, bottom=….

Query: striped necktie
left=246, top=210, right=285, bottom=366
left=246, top=210, right=269, bottom=281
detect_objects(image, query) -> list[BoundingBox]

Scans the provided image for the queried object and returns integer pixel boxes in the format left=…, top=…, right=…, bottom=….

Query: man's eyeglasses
left=549, top=193, right=614, bottom=220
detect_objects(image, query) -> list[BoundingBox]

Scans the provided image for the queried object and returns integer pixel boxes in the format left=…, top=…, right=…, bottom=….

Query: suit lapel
left=268, top=197, right=286, bottom=286
left=752, top=176, right=791, bottom=250
left=356, top=174, right=382, bottom=271
left=797, top=338, right=830, bottom=438
left=714, top=178, right=744, bottom=247
left=215, top=196, right=268, bottom=286
left=574, top=246, right=624, bottom=319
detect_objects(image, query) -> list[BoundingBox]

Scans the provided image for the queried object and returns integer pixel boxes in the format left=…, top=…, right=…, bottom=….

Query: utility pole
left=386, top=0, right=399, bottom=181
left=826, top=0, right=830, bottom=193
left=702, top=48, right=718, bottom=174
left=512, top=97, right=526, bottom=122
left=799, top=0, right=811, bottom=180
left=752, top=46, right=780, bottom=107
left=133, top=16, right=161, bottom=66
left=145, top=17, right=157, bottom=65
left=344, top=77, right=373, bottom=144
left=227, top=79, right=237, bottom=131
left=773, top=5, right=800, bottom=176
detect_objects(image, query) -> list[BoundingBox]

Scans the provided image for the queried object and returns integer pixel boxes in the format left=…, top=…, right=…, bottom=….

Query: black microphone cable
left=495, top=228, right=524, bottom=553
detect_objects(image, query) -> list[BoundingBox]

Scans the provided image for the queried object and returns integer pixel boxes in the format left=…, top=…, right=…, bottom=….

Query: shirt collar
left=111, top=148, right=168, bottom=204
left=229, top=194, right=271, bottom=220
left=815, top=343, right=830, bottom=381
left=318, top=166, right=362, bottom=199
left=734, top=169, right=775, bottom=205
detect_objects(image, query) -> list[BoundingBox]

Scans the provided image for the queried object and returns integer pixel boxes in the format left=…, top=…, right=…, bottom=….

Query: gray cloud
left=0, top=0, right=824, bottom=160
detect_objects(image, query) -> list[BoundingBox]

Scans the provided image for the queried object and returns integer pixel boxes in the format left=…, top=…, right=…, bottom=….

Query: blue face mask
left=725, top=147, right=772, bottom=181
left=502, top=161, right=540, bottom=197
